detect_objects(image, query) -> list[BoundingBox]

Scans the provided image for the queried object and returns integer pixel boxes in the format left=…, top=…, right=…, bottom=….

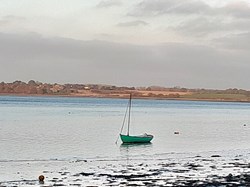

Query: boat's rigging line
left=115, top=96, right=130, bottom=144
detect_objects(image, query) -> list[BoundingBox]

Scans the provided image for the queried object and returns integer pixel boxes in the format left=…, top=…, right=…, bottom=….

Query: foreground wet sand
left=1, top=151, right=250, bottom=187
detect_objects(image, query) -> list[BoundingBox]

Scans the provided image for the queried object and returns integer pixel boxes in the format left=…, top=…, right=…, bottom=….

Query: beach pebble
left=226, top=173, right=233, bottom=181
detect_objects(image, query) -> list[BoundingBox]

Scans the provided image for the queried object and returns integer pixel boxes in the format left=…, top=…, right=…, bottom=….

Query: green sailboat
left=119, top=94, right=153, bottom=144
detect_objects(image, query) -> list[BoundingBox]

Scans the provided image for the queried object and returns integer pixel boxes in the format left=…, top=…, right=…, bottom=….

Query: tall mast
left=127, top=93, right=132, bottom=135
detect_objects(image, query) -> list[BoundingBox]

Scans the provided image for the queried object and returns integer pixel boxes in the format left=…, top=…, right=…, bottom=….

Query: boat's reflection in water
left=120, top=142, right=152, bottom=148
left=119, top=143, right=153, bottom=165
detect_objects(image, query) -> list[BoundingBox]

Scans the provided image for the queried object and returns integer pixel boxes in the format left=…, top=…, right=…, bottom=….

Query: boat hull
left=120, top=134, right=153, bottom=144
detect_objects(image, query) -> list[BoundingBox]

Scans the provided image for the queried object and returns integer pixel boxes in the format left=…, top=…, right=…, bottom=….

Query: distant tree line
left=1, top=80, right=250, bottom=99
left=0, top=80, right=135, bottom=95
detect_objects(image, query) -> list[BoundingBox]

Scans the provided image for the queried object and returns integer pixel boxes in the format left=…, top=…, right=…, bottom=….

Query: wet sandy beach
left=1, top=150, right=250, bottom=187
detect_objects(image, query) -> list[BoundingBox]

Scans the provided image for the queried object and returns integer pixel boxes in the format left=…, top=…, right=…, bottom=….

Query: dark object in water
left=39, top=175, right=45, bottom=183
left=79, top=172, right=94, bottom=176
left=211, top=155, right=221, bottom=158
left=174, top=131, right=180, bottom=134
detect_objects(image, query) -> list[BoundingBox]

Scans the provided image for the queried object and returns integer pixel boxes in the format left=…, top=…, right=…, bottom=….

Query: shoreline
left=1, top=93, right=250, bottom=103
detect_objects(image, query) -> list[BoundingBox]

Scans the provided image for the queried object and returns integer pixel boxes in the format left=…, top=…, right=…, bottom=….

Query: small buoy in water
left=38, top=175, right=44, bottom=183
left=244, top=124, right=246, bottom=126
left=174, top=131, right=180, bottom=135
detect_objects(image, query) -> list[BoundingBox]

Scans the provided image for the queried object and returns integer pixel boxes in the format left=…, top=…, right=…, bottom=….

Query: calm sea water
left=1, top=96, right=250, bottom=161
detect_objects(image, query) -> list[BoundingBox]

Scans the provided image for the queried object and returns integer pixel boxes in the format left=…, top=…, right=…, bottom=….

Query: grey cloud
left=0, top=32, right=249, bottom=89
left=129, top=0, right=250, bottom=19
left=2, top=15, right=26, bottom=20
left=174, top=17, right=223, bottom=37
left=116, top=20, right=148, bottom=27
left=129, top=0, right=250, bottom=41
left=0, top=15, right=26, bottom=26
left=0, top=19, right=9, bottom=26
left=220, top=1, right=250, bottom=19
left=172, top=16, right=250, bottom=37
left=165, top=0, right=210, bottom=15
left=94, top=33, right=118, bottom=41
left=214, top=32, right=250, bottom=50
left=96, top=0, right=122, bottom=8
left=129, top=0, right=211, bottom=17
left=230, top=19, right=250, bottom=31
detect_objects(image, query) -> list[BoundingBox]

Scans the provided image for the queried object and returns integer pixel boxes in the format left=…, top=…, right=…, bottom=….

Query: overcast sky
left=0, top=0, right=250, bottom=89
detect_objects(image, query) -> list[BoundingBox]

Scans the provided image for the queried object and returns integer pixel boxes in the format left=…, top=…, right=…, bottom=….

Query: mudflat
left=1, top=151, right=250, bottom=186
